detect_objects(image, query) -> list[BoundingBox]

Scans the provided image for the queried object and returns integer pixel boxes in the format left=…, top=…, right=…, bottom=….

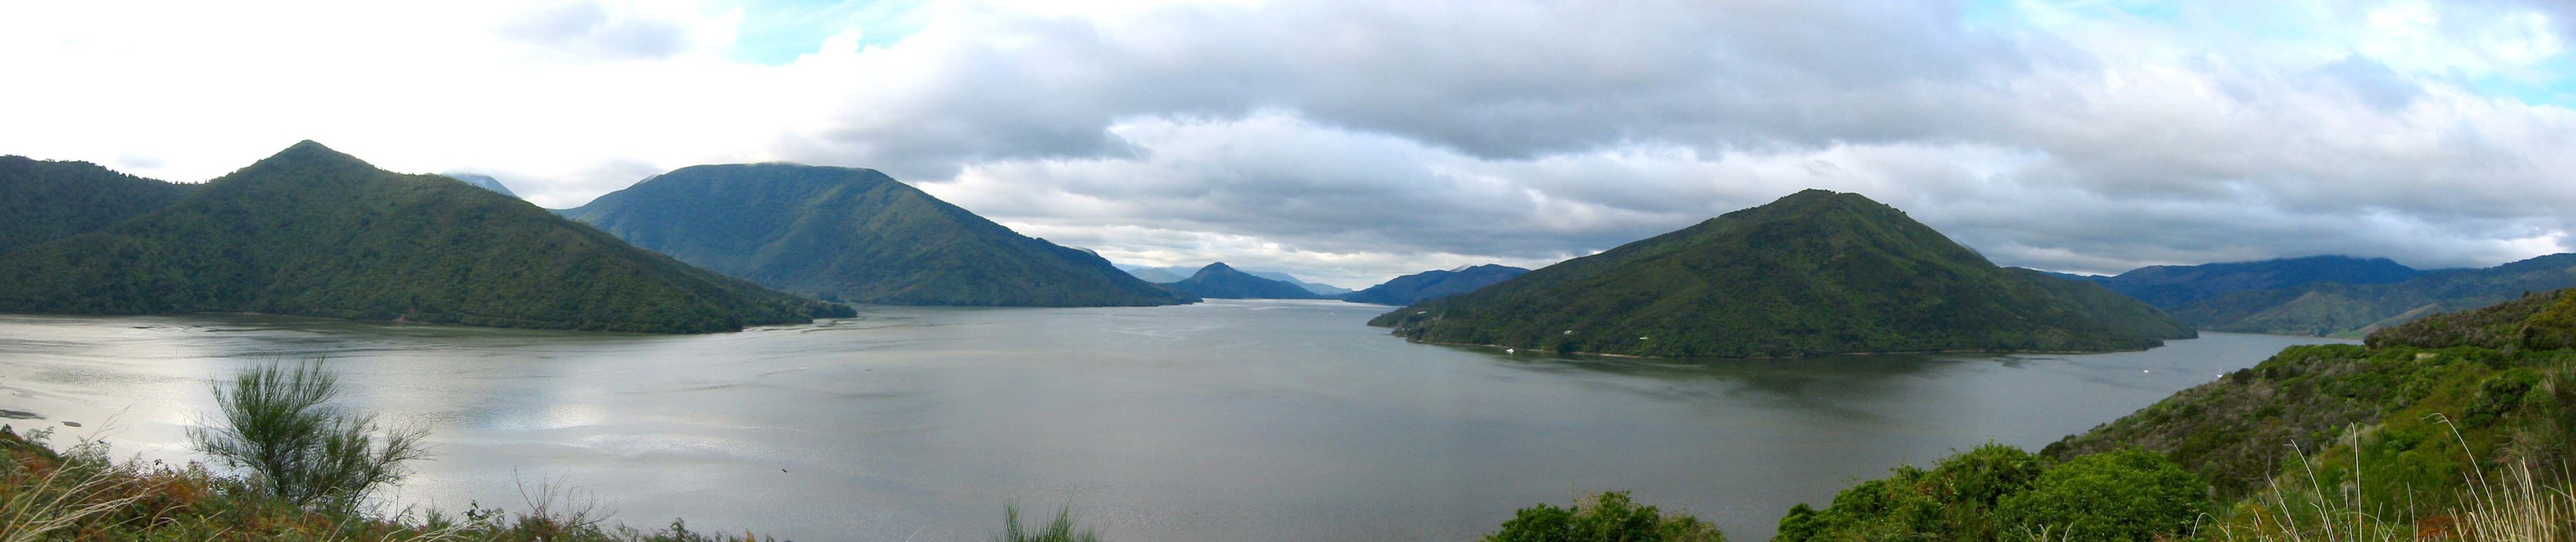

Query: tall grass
left=993, top=505, right=1103, bottom=542
left=2212, top=417, right=2575, bottom=542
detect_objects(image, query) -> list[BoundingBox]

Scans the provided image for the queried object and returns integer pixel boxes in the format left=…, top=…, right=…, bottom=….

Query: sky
left=4, top=0, right=2573, bottom=289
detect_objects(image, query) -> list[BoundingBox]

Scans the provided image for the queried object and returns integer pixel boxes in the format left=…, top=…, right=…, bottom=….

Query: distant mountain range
left=1341, top=265, right=1528, bottom=306
left=2055, top=253, right=2576, bottom=337
left=0, top=156, right=198, bottom=255
left=564, top=163, right=1193, bottom=307
left=441, top=173, right=518, bottom=198
left=1121, top=265, right=1350, bottom=295
left=0, top=142, right=848, bottom=332
left=2164, top=254, right=2576, bottom=336
left=1371, top=189, right=2195, bottom=358
left=1159, top=263, right=1330, bottom=299
left=2070, top=255, right=2422, bottom=307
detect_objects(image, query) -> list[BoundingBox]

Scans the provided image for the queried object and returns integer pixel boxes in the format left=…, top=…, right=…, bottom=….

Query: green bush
left=1775, top=442, right=2043, bottom=542
left=186, top=360, right=431, bottom=512
left=1486, top=491, right=1724, bottom=542
left=1996, top=449, right=2207, bottom=542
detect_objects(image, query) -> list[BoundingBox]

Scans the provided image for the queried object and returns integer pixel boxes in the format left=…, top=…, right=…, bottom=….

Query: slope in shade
left=1371, top=189, right=2195, bottom=358
left=0, top=156, right=198, bottom=255
left=563, top=163, right=1193, bottom=307
left=1342, top=264, right=1530, bottom=306
left=2089, top=255, right=2423, bottom=308
left=0, top=141, right=849, bottom=333
left=2169, top=253, right=2576, bottom=337
left=1161, top=263, right=1328, bottom=299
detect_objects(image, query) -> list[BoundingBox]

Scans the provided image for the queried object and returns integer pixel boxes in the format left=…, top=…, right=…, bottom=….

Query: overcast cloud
left=1, top=0, right=2570, bottom=288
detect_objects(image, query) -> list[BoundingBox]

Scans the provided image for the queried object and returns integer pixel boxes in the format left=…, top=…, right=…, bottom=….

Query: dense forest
left=0, top=155, right=198, bottom=255
left=2079, top=255, right=2424, bottom=308
left=1370, top=190, right=2196, bottom=358
left=0, top=141, right=849, bottom=333
left=1341, top=264, right=1529, bottom=306
left=564, top=163, right=1193, bottom=307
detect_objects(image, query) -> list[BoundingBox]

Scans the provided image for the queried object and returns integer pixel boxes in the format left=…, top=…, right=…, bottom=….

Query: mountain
left=2167, top=253, right=2576, bottom=336
left=1246, top=270, right=1351, bottom=295
left=0, top=141, right=848, bottom=332
left=561, top=163, right=1193, bottom=307
left=1161, top=263, right=1330, bottom=299
left=1122, top=265, right=1348, bottom=294
left=1340, top=264, right=1530, bottom=306
left=2094, top=255, right=2421, bottom=308
left=0, top=156, right=199, bottom=255
left=441, top=173, right=518, bottom=198
left=1368, top=189, right=2195, bottom=358
left=1119, top=265, right=1191, bottom=283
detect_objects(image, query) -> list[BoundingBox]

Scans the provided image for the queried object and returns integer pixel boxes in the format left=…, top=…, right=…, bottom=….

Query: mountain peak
left=1371, top=188, right=2190, bottom=358
left=242, top=140, right=376, bottom=174
left=1200, top=262, right=1237, bottom=273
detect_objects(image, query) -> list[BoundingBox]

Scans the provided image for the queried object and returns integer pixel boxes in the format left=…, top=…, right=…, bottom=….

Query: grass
left=2211, top=417, right=2576, bottom=542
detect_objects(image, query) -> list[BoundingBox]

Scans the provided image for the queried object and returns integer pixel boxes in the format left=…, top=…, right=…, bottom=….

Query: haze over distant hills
left=1121, top=265, right=1349, bottom=295
left=0, top=156, right=198, bottom=255
left=564, top=163, right=1193, bottom=307
left=0, top=142, right=848, bottom=332
left=441, top=173, right=518, bottom=198
left=1341, top=265, right=1528, bottom=306
left=2074, top=255, right=2423, bottom=308
left=1371, top=189, right=2195, bottom=358
left=2164, top=253, right=2576, bottom=336
left=1159, top=263, right=1330, bottom=299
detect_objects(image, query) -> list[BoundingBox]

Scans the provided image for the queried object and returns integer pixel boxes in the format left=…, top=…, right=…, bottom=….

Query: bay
left=0, top=300, right=2347, bottom=541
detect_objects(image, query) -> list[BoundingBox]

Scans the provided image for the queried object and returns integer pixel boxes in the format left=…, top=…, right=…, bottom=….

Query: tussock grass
left=2212, top=417, right=2575, bottom=542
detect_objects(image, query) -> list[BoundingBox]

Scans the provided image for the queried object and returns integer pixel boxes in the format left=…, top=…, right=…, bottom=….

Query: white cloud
left=2, top=0, right=2572, bottom=284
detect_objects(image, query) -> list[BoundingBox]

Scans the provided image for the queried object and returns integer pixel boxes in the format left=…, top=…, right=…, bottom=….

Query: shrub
left=1486, top=490, right=1724, bottom=542
left=994, top=505, right=1103, bottom=542
left=186, top=359, right=431, bottom=512
left=1997, top=449, right=2207, bottom=542
left=1775, top=442, right=2044, bottom=542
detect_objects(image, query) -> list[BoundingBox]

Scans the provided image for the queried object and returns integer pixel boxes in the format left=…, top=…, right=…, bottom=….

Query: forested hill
left=1161, top=263, right=1329, bottom=299
left=562, top=163, right=1193, bottom=307
left=0, top=156, right=198, bottom=255
left=2168, top=253, right=2576, bottom=336
left=1340, top=264, right=1528, bottom=306
left=1368, top=189, right=2196, bottom=358
left=0, top=141, right=849, bottom=332
left=2087, top=255, right=2423, bottom=308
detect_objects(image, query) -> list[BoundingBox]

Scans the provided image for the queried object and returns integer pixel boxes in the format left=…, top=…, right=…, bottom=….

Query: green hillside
left=2170, top=253, right=2576, bottom=336
left=1160, top=263, right=1328, bottom=299
left=1369, top=190, right=2195, bottom=358
left=0, top=155, right=198, bottom=255
left=0, top=141, right=849, bottom=332
left=562, top=163, right=1193, bottom=307
left=1341, top=264, right=1529, bottom=306
left=2088, top=255, right=2423, bottom=308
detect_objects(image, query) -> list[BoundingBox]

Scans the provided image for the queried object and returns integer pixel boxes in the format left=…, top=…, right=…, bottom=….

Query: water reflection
left=0, top=303, right=2347, bottom=541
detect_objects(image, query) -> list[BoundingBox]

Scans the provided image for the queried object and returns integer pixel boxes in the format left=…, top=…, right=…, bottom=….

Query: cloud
left=2, top=0, right=2573, bottom=284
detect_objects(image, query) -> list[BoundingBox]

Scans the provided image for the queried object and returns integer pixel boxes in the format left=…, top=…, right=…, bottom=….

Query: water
left=0, top=300, right=2347, bottom=541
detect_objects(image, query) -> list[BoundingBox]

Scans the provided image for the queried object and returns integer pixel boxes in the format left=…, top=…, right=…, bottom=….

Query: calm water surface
left=0, top=300, right=2348, bottom=541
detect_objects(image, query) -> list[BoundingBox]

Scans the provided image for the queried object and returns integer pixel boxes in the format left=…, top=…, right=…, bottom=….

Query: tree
left=1485, top=491, right=1725, bottom=542
left=1997, top=449, right=2207, bottom=542
left=187, top=360, right=431, bottom=512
